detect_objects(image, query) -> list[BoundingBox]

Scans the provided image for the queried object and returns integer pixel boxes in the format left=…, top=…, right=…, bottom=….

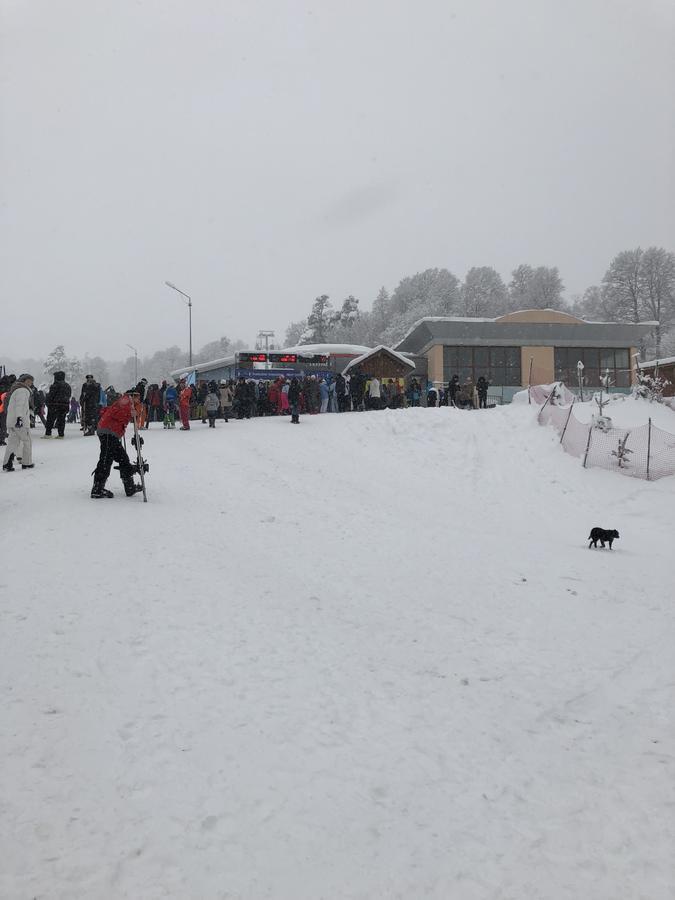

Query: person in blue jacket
left=164, top=384, right=178, bottom=428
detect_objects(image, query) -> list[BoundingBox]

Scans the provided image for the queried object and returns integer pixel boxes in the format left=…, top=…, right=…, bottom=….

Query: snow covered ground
left=2, top=403, right=675, bottom=899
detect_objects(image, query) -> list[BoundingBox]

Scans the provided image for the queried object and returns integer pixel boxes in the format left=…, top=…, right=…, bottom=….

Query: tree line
left=286, top=247, right=675, bottom=359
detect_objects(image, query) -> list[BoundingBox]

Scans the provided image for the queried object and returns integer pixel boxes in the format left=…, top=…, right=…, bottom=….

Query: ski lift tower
left=257, top=330, right=275, bottom=369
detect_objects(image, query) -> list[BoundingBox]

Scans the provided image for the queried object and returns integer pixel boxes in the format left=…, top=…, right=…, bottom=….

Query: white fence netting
left=538, top=398, right=675, bottom=480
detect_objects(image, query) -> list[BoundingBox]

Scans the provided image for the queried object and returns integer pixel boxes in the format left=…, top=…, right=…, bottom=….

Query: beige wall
left=426, top=345, right=444, bottom=383
left=521, top=346, right=554, bottom=386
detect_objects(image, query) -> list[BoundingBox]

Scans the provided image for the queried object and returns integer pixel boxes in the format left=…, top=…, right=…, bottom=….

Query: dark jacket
left=288, top=379, right=301, bottom=404
left=476, top=377, right=489, bottom=396
left=47, top=372, right=71, bottom=408
left=80, top=379, right=101, bottom=407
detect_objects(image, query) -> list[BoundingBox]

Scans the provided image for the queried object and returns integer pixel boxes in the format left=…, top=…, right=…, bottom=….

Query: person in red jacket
left=91, top=391, right=144, bottom=499
left=179, top=384, right=192, bottom=430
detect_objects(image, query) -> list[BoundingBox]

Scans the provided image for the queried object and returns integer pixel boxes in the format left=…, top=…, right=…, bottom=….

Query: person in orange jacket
left=90, top=391, right=144, bottom=498
left=179, top=384, right=193, bottom=430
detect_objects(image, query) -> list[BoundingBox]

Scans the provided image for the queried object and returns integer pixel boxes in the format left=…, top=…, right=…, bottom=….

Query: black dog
left=588, top=527, right=620, bottom=549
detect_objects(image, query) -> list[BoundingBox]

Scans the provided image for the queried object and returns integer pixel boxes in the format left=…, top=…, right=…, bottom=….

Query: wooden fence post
left=527, top=357, right=534, bottom=404
left=560, top=398, right=575, bottom=445
left=647, top=417, right=652, bottom=481
left=583, top=425, right=593, bottom=468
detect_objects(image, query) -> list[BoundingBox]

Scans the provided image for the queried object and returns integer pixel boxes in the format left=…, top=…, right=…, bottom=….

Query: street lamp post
left=165, top=281, right=193, bottom=366
left=126, top=344, right=138, bottom=385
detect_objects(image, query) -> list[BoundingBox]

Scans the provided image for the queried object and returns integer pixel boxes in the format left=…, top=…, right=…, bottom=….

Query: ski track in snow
left=1, top=405, right=674, bottom=899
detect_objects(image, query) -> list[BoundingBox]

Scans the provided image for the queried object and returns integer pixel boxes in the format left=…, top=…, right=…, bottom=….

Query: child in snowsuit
left=204, top=389, right=220, bottom=427
left=163, top=384, right=177, bottom=428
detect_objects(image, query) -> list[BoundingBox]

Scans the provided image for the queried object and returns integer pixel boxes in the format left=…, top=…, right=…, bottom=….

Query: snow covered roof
left=279, top=343, right=372, bottom=356
left=170, top=354, right=236, bottom=378
left=395, top=315, right=657, bottom=355
left=641, top=356, right=675, bottom=369
left=343, top=345, right=416, bottom=374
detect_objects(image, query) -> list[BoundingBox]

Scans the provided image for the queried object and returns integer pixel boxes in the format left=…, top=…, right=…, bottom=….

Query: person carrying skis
left=90, top=391, right=145, bottom=498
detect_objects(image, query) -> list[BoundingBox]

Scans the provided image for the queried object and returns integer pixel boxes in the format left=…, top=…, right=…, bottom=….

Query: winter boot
left=122, top=476, right=143, bottom=497
left=91, top=478, right=114, bottom=498
left=22, top=463, right=35, bottom=470
left=3, top=453, right=15, bottom=472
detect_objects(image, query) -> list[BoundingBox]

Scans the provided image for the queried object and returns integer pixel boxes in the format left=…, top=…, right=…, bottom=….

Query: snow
left=280, top=342, right=372, bottom=356
left=641, top=355, right=675, bottom=369
left=2, top=406, right=675, bottom=899
left=342, top=345, right=416, bottom=374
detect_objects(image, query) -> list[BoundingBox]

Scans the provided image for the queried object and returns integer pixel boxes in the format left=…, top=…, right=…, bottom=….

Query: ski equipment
left=130, top=402, right=149, bottom=502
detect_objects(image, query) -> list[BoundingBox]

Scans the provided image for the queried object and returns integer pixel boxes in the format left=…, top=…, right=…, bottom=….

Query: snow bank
left=2, top=407, right=674, bottom=899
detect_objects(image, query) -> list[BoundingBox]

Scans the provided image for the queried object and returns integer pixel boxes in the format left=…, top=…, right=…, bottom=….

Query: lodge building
left=395, top=309, right=655, bottom=401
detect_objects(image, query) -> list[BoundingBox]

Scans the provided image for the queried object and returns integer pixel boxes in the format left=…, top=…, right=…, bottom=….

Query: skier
left=44, top=371, right=72, bottom=438
left=90, top=391, right=145, bottom=498
left=2, top=374, right=35, bottom=471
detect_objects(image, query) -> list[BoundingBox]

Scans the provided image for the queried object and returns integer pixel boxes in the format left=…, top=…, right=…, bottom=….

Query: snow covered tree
left=632, top=368, right=671, bottom=403
left=302, top=294, right=334, bottom=344
left=601, top=247, right=675, bottom=357
left=461, top=267, right=508, bottom=316
left=508, top=265, right=564, bottom=309
left=43, top=345, right=69, bottom=376
left=508, top=265, right=534, bottom=308
left=371, top=286, right=390, bottom=339
left=285, top=320, right=307, bottom=347
left=337, top=295, right=360, bottom=327
left=43, top=345, right=82, bottom=385
left=639, top=247, right=675, bottom=357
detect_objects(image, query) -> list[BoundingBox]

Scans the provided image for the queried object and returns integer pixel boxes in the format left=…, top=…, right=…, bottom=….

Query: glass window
left=615, top=349, right=629, bottom=368
left=504, top=347, right=520, bottom=368
left=600, top=349, right=615, bottom=369
left=444, top=347, right=458, bottom=370
left=441, top=347, right=520, bottom=386
left=615, top=370, right=631, bottom=387
left=554, top=348, right=569, bottom=368
left=582, top=348, right=599, bottom=367
left=584, top=368, right=600, bottom=386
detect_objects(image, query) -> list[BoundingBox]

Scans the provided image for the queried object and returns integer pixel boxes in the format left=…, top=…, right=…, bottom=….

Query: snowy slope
left=2, top=407, right=674, bottom=899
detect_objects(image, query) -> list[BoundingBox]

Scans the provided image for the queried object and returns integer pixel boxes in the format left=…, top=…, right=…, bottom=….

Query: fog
left=1, top=0, right=674, bottom=360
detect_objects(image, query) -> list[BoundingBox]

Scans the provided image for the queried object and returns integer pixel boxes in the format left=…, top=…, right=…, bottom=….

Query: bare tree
left=461, top=267, right=508, bottom=316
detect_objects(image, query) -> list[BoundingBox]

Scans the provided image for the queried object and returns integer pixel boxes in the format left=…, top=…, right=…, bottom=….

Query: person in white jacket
left=2, top=374, right=35, bottom=471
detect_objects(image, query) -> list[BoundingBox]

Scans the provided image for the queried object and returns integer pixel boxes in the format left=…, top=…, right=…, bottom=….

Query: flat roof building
left=395, top=309, right=656, bottom=401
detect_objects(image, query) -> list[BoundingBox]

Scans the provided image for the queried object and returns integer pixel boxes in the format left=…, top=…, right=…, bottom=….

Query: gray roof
left=395, top=317, right=657, bottom=354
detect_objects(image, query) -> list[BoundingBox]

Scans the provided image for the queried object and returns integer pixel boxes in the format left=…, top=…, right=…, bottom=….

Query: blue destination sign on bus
left=235, top=368, right=333, bottom=381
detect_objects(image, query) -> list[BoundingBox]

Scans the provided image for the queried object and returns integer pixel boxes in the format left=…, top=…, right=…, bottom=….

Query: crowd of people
left=1, top=367, right=492, bottom=493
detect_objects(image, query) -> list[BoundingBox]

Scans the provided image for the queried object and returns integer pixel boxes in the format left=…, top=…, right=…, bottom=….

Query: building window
left=554, top=348, right=632, bottom=388
left=443, top=347, right=521, bottom=385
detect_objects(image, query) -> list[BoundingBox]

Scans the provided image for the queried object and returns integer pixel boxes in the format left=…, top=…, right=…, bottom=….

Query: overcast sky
left=1, top=0, right=674, bottom=361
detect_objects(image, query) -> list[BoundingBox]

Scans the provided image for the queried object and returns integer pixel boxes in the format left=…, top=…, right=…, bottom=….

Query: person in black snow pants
left=288, top=377, right=301, bottom=423
left=44, top=371, right=72, bottom=438
left=476, top=376, right=489, bottom=409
